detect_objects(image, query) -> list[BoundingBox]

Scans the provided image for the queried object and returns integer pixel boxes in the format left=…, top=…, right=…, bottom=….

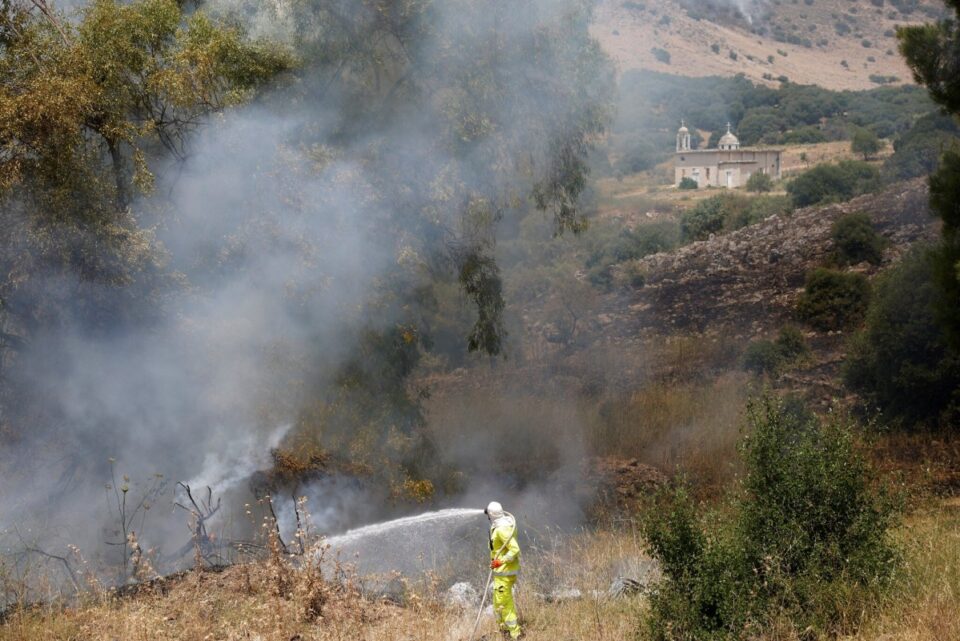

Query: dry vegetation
left=6, top=468, right=960, bottom=641
left=593, top=0, right=940, bottom=90
left=0, top=528, right=649, bottom=641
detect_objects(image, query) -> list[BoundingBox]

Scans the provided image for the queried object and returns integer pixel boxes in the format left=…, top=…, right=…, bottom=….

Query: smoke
left=677, top=0, right=768, bottom=26
left=0, top=0, right=613, bottom=593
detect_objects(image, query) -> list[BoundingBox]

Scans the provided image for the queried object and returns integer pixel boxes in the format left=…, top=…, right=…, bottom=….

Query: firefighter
left=485, top=501, right=522, bottom=639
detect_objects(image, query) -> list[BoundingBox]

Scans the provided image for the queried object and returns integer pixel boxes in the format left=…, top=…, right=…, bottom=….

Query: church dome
left=718, top=123, right=739, bottom=149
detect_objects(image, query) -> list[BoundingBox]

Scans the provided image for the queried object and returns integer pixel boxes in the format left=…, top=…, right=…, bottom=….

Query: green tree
left=0, top=0, right=290, bottom=341
left=845, top=246, right=960, bottom=427
left=265, top=0, right=615, bottom=356
left=884, top=111, right=960, bottom=180
left=745, top=171, right=774, bottom=192
left=899, top=0, right=960, bottom=350
left=852, top=127, right=884, bottom=159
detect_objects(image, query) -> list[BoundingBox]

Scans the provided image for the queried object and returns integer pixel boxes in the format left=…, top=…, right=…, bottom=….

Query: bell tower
left=676, top=120, right=691, bottom=152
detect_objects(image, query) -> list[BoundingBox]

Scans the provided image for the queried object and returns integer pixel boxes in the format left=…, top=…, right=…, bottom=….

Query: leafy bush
left=643, top=396, right=898, bottom=640
left=796, top=268, right=870, bottom=331
left=845, top=247, right=960, bottom=427
left=884, top=111, right=960, bottom=180
left=680, top=195, right=743, bottom=241
left=585, top=222, right=679, bottom=288
left=786, top=160, right=881, bottom=208
left=831, top=212, right=885, bottom=266
left=745, top=171, right=773, bottom=193
left=681, top=194, right=793, bottom=241
left=741, top=326, right=810, bottom=375
left=678, top=176, right=699, bottom=190
left=781, top=125, right=828, bottom=144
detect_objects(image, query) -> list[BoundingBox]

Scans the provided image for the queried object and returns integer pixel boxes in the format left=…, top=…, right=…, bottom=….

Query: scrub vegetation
left=644, top=397, right=898, bottom=641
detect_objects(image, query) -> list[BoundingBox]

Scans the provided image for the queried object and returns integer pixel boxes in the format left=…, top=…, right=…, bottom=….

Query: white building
left=674, top=121, right=782, bottom=189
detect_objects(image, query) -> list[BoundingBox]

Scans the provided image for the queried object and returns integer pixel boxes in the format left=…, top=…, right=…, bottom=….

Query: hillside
left=602, top=179, right=934, bottom=338
left=593, top=0, right=946, bottom=89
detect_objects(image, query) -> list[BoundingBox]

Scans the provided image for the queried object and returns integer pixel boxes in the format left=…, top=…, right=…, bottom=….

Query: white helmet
left=485, top=501, right=504, bottom=519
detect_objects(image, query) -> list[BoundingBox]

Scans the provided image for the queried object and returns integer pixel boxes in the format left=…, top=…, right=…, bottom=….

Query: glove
left=490, top=558, right=504, bottom=569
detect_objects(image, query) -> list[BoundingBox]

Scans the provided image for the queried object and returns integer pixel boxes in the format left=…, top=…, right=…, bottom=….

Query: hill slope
left=593, top=0, right=946, bottom=90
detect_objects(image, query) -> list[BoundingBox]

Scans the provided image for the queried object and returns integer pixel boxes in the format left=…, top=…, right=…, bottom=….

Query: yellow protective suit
left=490, top=516, right=521, bottom=639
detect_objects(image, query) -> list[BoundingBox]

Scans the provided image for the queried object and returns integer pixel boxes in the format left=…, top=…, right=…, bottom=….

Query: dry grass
left=843, top=501, right=960, bottom=641
left=8, top=500, right=960, bottom=641
left=0, top=528, right=649, bottom=641
left=586, top=372, right=749, bottom=494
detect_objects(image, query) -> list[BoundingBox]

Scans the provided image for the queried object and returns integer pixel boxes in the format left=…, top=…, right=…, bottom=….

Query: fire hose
left=468, top=511, right=517, bottom=641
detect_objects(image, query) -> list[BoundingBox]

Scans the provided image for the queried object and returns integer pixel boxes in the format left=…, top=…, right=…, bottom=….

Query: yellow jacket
left=489, top=515, right=520, bottom=577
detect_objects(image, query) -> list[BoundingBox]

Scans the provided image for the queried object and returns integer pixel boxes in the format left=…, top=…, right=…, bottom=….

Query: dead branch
left=174, top=482, right=222, bottom=565
left=27, top=0, right=70, bottom=46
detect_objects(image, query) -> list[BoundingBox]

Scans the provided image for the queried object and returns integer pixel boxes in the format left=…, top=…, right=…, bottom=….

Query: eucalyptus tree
left=0, top=0, right=290, bottom=435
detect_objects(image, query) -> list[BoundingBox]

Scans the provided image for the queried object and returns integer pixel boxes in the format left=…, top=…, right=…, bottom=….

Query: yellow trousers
left=492, top=575, right=521, bottom=638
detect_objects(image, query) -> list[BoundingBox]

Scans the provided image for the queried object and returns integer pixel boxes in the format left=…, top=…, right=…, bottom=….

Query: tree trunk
left=107, top=138, right=129, bottom=211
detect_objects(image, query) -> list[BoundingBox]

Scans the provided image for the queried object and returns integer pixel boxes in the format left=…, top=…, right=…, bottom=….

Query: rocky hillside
left=600, top=179, right=935, bottom=341
left=593, top=0, right=946, bottom=90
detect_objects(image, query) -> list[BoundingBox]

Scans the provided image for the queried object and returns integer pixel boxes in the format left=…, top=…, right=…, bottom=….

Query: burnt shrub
left=796, top=268, right=870, bottom=330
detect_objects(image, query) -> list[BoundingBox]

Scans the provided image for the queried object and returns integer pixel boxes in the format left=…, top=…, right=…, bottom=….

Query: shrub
left=681, top=194, right=793, bottom=241
left=732, top=194, right=793, bottom=227
left=745, top=171, right=774, bottom=193
left=741, top=326, right=809, bottom=375
left=741, top=339, right=784, bottom=375
left=643, top=396, right=898, bottom=640
left=651, top=47, right=671, bottom=64
left=831, top=212, right=885, bottom=266
left=782, top=125, right=828, bottom=144
left=844, top=247, right=960, bottom=427
left=775, top=325, right=809, bottom=359
left=796, top=268, right=871, bottom=331
left=680, top=194, right=745, bottom=241
left=585, top=222, right=680, bottom=288
left=678, top=176, right=698, bottom=190
left=786, top=160, right=881, bottom=208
